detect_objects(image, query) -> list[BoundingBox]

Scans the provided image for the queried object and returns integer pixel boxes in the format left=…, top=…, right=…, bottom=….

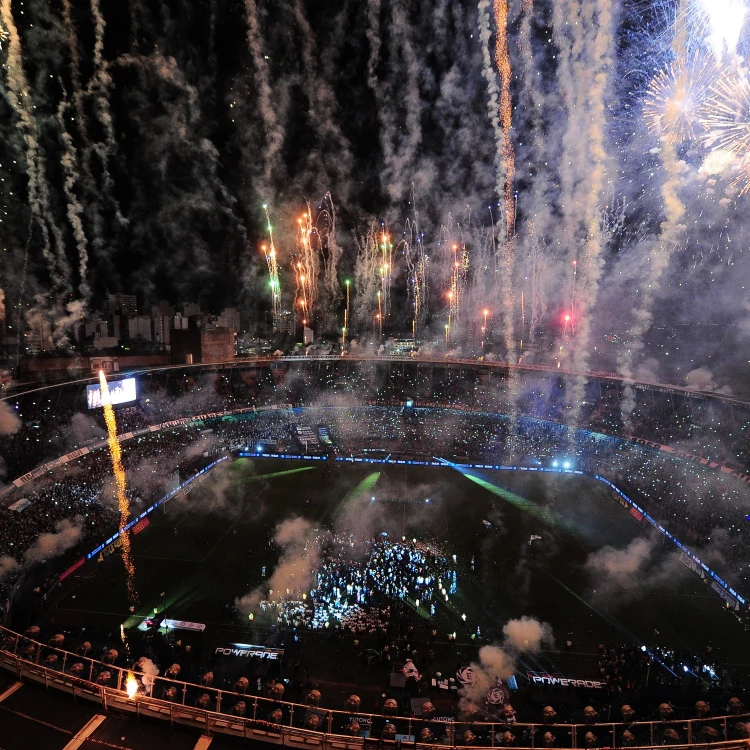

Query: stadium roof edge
left=2, top=355, right=749, bottom=408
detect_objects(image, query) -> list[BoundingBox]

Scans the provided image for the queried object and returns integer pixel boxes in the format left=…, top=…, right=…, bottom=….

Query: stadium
left=1, top=357, right=750, bottom=749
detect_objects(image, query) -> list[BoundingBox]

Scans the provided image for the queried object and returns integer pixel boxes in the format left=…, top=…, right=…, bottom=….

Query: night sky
left=0, top=0, right=748, bottom=393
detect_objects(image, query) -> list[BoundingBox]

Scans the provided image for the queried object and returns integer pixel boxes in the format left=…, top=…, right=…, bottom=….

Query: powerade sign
left=528, top=673, right=605, bottom=690
left=214, top=644, right=284, bottom=660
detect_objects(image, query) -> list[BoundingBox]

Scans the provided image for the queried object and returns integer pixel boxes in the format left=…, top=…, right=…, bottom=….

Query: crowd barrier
left=1, top=626, right=749, bottom=748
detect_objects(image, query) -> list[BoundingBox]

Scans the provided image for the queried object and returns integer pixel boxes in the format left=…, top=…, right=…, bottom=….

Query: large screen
left=87, top=377, right=137, bottom=409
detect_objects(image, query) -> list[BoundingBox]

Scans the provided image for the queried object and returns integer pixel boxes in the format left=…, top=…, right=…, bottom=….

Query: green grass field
left=35, top=457, right=749, bottom=711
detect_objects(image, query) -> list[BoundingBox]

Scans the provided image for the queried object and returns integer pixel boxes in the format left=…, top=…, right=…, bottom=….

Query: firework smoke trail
left=479, top=4, right=507, bottom=343
left=319, top=193, right=343, bottom=314
left=489, top=0, right=522, bottom=422
left=619, top=138, right=686, bottom=425
left=365, top=0, right=398, bottom=207
left=0, top=1, right=71, bottom=298
left=57, top=89, right=90, bottom=301
left=99, top=371, right=138, bottom=603
left=620, top=3, right=689, bottom=425
left=243, top=0, right=284, bottom=198
left=367, top=0, right=421, bottom=204
left=60, top=0, right=84, bottom=121
left=517, top=0, right=551, bottom=339
left=480, top=0, right=516, bottom=360
left=551, top=0, right=616, bottom=426
left=385, top=0, right=422, bottom=203
left=366, top=0, right=382, bottom=94
left=478, top=1, right=503, bottom=174
left=494, top=0, right=515, bottom=248
left=567, top=0, right=617, bottom=425
left=291, top=0, right=353, bottom=197
left=60, top=0, right=107, bottom=285
left=261, top=204, right=281, bottom=329
left=518, top=0, right=541, bottom=132
left=518, top=0, right=545, bottom=173
left=87, top=0, right=124, bottom=227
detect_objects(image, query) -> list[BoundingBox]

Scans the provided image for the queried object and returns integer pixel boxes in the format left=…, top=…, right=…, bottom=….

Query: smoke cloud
left=585, top=536, right=654, bottom=581
left=0, top=555, right=20, bottom=579
left=25, top=518, right=84, bottom=564
left=502, top=615, right=554, bottom=653
left=0, top=401, right=21, bottom=435
left=59, top=412, right=106, bottom=450
left=235, top=516, right=322, bottom=613
left=459, top=616, right=554, bottom=716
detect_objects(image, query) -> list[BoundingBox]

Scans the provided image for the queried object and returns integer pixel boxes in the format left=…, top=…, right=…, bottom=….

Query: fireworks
left=494, top=0, right=516, bottom=359
left=404, top=190, right=430, bottom=342
left=701, top=71, right=750, bottom=160
left=644, top=54, right=719, bottom=144
left=449, top=243, right=468, bottom=328
left=125, top=671, right=138, bottom=699
left=295, top=206, right=319, bottom=330
left=292, top=196, right=343, bottom=333
left=379, top=227, right=393, bottom=326
left=343, top=278, right=350, bottom=349
left=261, top=204, right=281, bottom=331
left=99, top=370, right=138, bottom=604
left=699, top=0, right=747, bottom=62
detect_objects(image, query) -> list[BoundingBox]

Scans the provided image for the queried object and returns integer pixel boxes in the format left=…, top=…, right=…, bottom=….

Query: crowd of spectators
left=259, top=535, right=455, bottom=632
left=1, top=391, right=749, bottom=615
left=1, top=362, right=749, bottom=660
left=2, top=361, right=748, bottom=479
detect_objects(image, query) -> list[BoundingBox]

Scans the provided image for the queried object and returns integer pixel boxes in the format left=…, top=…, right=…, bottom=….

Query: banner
left=59, top=557, right=86, bottom=581
left=629, top=506, right=643, bottom=522
left=8, top=498, right=32, bottom=512
left=711, top=581, right=740, bottom=610
left=131, top=517, right=150, bottom=535
left=214, top=644, right=284, bottom=660
left=160, top=619, right=206, bottom=632
left=528, top=673, right=605, bottom=689
left=680, top=553, right=706, bottom=579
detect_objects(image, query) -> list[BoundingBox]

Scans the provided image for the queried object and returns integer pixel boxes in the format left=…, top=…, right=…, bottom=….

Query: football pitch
left=34, top=456, right=748, bottom=710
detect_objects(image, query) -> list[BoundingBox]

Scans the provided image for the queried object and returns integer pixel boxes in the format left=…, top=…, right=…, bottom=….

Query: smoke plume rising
left=25, top=518, right=84, bottom=564
left=235, top=516, right=323, bottom=613
left=0, top=401, right=21, bottom=435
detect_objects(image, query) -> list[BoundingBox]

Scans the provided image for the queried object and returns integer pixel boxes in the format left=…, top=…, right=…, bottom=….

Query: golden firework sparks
left=99, top=370, right=138, bottom=603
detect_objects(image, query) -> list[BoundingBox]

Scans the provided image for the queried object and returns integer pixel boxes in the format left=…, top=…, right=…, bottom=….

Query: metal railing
left=1, top=626, right=748, bottom=748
